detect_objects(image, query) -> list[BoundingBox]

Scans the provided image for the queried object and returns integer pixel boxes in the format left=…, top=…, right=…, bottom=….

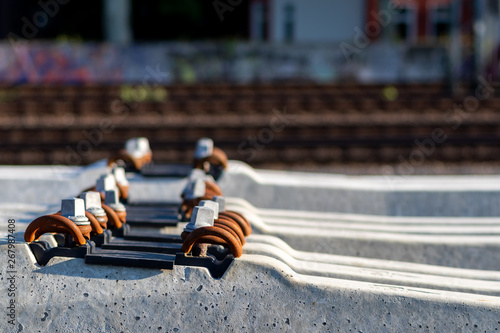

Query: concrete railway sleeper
left=23, top=197, right=239, bottom=278
left=22, top=150, right=251, bottom=275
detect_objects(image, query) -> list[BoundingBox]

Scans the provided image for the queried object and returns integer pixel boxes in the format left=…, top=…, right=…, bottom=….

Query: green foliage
left=120, top=85, right=168, bottom=103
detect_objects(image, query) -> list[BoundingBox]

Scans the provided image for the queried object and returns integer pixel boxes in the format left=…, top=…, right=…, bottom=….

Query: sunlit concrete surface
left=219, top=161, right=500, bottom=216
left=126, top=160, right=500, bottom=216
left=0, top=160, right=108, bottom=205
left=1, top=161, right=500, bottom=331
left=2, top=159, right=499, bottom=217
left=1, top=234, right=499, bottom=332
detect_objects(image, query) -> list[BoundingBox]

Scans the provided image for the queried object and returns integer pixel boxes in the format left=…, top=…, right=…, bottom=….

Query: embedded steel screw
left=189, top=168, right=211, bottom=181
left=213, top=195, right=252, bottom=236
left=199, top=200, right=219, bottom=218
left=212, top=196, right=226, bottom=212
left=24, top=198, right=94, bottom=246
left=183, top=206, right=215, bottom=233
left=105, top=190, right=126, bottom=212
left=112, top=167, right=129, bottom=186
left=104, top=189, right=127, bottom=225
left=112, top=167, right=130, bottom=200
left=192, top=137, right=228, bottom=180
left=60, top=198, right=93, bottom=242
left=194, top=137, right=214, bottom=160
left=96, top=174, right=117, bottom=194
left=81, top=191, right=108, bottom=228
left=61, top=198, right=90, bottom=226
left=194, top=138, right=214, bottom=174
left=182, top=177, right=206, bottom=200
left=189, top=169, right=222, bottom=197
left=125, top=137, right=152, bottom=163
left=180, top=167, right=224, bottom=221
left=180, top=204, right=244, bottom=257
left=179, top=177, right=208, bottom=221
left=108, top=137, right=153, bottom=171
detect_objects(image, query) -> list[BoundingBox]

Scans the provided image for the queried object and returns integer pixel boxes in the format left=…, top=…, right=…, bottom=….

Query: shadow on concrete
left=32, top=259, right=165, bottom=280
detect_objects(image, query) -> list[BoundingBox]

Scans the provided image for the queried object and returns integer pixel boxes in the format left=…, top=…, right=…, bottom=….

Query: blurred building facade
left=0, top=0, right=499, bottom=84
left=249, top=0, right=476, bottom=44
left=248, top=0, right=500, bottom=84
left=249, top=0, right=365, bottom=42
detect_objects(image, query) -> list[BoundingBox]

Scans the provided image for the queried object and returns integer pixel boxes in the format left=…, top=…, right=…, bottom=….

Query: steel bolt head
left=112, top=167, right=129, bottom=186
left=137, top=137, right=151, bottom=152
left=183, top=206, right=214, bottom=232
left=125, top=137, right=151, bottom=159
left=189, top=168, right=214, bottom=183
left=96, top=174, right=117, bottom=193
left=199, top=200, right=219, bottom=218
left=104, top=190, right=126, bottom=212
left=189, top=168, right=206, bottom=180
left=81, top=191, right=106, bottom=217
left=194, top=138, right=213, bottom=159
left=61, top=198, right=90, bottom=225
left=183, top=178, right=206, bottom=200
left=212, top=196, right=226, bottom=212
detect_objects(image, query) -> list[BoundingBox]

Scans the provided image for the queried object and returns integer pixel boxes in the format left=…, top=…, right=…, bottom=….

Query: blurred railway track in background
left=1, top=83, right=499, bottom=171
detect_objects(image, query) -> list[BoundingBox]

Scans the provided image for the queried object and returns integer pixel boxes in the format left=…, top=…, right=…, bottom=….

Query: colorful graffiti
left=0, top=41, right=448, bottom=84
left=0, top=43, right=124, bottom=84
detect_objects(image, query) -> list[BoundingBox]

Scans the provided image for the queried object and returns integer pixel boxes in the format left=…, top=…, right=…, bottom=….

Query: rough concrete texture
left=263, top=232, right=500, bottom=271
left=225, top=198, right=500, bottom=270
left=0, top=160, right=107, bottom=205
left=2, top=160, right=500, bottom=331
left=218, top=161, right=500, bottom=216
left=3, top=159, right=500, bottom=217
left=1, top=236, right=499, bottom=333
left=127, top=174, right=184, bottom=204
left=244, top=235, right=500, bottom=296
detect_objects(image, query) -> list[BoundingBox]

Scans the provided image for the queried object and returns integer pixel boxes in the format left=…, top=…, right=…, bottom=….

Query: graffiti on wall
left=0, top=42, right=447, bottom=84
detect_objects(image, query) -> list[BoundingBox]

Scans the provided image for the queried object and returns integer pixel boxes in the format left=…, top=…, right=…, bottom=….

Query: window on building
left=393, top=5, right=417, bottom=43
left=251, top=2, right=265, bottom=41
left=428, top=4, right=452, bottom=41
left=283, top=3, right=295, bottom=43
